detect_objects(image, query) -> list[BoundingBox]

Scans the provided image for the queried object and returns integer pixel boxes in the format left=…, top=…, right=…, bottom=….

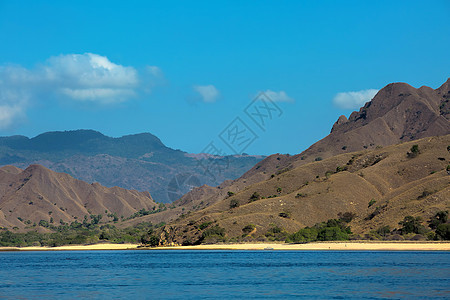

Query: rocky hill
left=158, top=135, right=450, bottom=244
left=174, top=79, right=450, bottom=211
left=0, top=164, right=157, bottom=230
left=0, top=130, right=263, bottom=202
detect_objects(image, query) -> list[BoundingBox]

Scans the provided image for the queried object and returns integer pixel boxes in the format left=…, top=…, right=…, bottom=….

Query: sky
left=0, top=1, right=449, bottom=155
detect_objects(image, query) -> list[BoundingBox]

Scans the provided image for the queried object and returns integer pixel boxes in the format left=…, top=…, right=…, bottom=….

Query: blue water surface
left=0, top=250, right=449, bottom=299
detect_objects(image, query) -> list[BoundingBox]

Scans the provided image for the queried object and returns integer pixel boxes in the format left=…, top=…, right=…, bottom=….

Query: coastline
left=1, top=241, right=450, bottom=252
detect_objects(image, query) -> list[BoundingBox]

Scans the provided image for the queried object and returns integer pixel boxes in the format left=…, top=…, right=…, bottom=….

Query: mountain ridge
left=0, top=130, right=264, bottom=202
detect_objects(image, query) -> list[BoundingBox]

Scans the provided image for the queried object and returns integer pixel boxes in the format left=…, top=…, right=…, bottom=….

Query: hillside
left=158, top=135, right=450, bottom=245
left=175, top=79, right=450, bottom=211
left=0, top=164, right=157, bottom=230
left=0, top=130, right=263, bottom=202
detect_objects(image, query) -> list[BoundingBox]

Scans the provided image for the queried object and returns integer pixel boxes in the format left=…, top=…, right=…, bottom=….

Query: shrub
left=242, top=224, right=256, bottom=235
left=407, top=144, right=420, bottom=158
left=227, top=191, right=234, bottom=197
left=368, top=199, right=377, bottom=207
left=399, top=216, right=426, bottom=235
left=199, top=222, right=212, bottom=230
left=336, top=166, right=345, bottom=172
left=279, top=212, right=291, bottom=218
left=429, top=211, right=448, bottom=229
left=249, top=192, right=261, bottom=202
left=436, top=224, right=450, bottom=240
left=229, top=199, right=240, bottom=209
left=314, top=157, right=322, bottom=162
left=338, top=212, right=356, bottom=223
left=38, top=220, right=49, bottom=228
left=287, top=227, right=318, bottom=243
left=202, top=225, right=225, bottom=239
left=417, top=189, right=433, bottom=200
left=376, top=225, right=391, bottom=238
left=276, top=187, right=282, bottom=193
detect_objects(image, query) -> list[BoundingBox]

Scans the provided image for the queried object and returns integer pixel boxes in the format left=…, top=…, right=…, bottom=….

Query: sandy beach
left=0, top=243, right=139, bottom=251
left=158, top=242, right=450, bottom=251
left=1, top=241, right=449, bottom=251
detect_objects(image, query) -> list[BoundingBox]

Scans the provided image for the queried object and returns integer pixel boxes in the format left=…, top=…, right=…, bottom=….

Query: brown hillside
left=0, top=164, right=156, bottom=230
left=160, top=135, right=450, bottom=244
left=176, top=79, right=450, bottom=211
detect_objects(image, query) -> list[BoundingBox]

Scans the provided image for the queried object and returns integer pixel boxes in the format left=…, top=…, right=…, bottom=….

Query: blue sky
left=0, top=1, right=449, bottom=155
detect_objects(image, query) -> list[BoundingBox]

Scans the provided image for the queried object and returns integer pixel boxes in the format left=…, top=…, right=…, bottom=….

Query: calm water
left=0, top=250, right=449, bottom=299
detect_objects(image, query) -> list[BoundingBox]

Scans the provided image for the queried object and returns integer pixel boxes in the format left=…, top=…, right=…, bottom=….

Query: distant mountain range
left=0, top=130, right=264, bottom=203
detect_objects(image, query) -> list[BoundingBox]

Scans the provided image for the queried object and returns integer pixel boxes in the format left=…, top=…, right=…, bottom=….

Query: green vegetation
left=278, top=212, right=291, bottom=218
left=242, top=224, right=256, bottom=236
left=436, top=224, right=450, bottom=240
left=199, top=222, right=212, bottom=230
left=407, top=144, right=420, bottom=158
left=249, top=192, right=261, bottom=202
left=229, top=199, right=240, bottom=209
left=399, top=216, right=426, bottom=234
left=265, top=224, right=288, bottom=241
left=429, top=211, right=448, bottom=229
left=201, top=225, right=226, bottom=243
left=335, top=166, right=345, bottom=172
left=286, top=216, right=352, bottom=243
left=0, top=222, right=159, bottom=247
left=227, top=191, right=235, bottom=197
left=125, top=205, right=167, bottom=220
left=368, top=199, right=376, bottom=207
left=314, top=157, right=322, bottom=162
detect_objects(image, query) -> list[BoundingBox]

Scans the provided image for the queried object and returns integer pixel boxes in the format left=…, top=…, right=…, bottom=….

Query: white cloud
left=0, top=53, right=159, bottom=129
left=263, top=90, right=294, bottom=102
left=0, top=104, right=24, bottom=129
left=333, top=89, right=379, bottom=109
left=0, top=87, right=29, bottom=129
left=44, top=53, right=139, bottom=103
left=193, top=85, right=219, bottom=103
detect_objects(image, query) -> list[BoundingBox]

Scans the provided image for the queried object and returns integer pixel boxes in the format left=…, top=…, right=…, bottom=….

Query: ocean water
left=0, top=250, right=449, bottom=299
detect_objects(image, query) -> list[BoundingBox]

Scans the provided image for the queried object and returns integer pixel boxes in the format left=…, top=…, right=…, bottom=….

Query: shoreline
left=1, top=241, right=450, bottom=252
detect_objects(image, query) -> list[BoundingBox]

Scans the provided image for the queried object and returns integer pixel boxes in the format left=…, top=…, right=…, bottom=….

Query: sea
left=0, top=250, right=449, bottom=299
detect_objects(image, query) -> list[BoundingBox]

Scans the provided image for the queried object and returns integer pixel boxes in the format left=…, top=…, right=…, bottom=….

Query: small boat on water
left=264, top=247, right=274, bottom=250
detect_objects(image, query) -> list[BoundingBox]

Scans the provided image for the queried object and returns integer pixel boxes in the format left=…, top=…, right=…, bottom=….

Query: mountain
left=143, top=78, right=450, bottom=244
left=0, top=130, right=264, bottom=202
left=173, top=79, right=450, bottom=212
left=158, top=134, right=450, bottom=244
left=0, top=164, right=156, bottom=230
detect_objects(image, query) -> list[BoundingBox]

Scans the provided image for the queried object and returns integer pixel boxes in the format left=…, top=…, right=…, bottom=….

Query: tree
left=229, top=199, right=240, bottom=209
left=399, top=216, right=425, bottom=234
left=317, top=227, right=348, bottom=241
left=377, top=225, right=391, bottom=238
left=429, top=211, right=448, bottom=229
left=249, top=192, right=261, bottom=202
left=288, top=227, right=318, bottom=243
left=407, top=144, right=420, bottom=158
left=436, top=224, right=450, bottom=240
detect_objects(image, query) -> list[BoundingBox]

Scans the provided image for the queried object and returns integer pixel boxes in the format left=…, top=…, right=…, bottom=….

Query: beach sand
left=160, top=242, right=450, bottom=251
left=0, top=243, right=139, bottom=251
left=1, top=241, right=449, bottom=251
